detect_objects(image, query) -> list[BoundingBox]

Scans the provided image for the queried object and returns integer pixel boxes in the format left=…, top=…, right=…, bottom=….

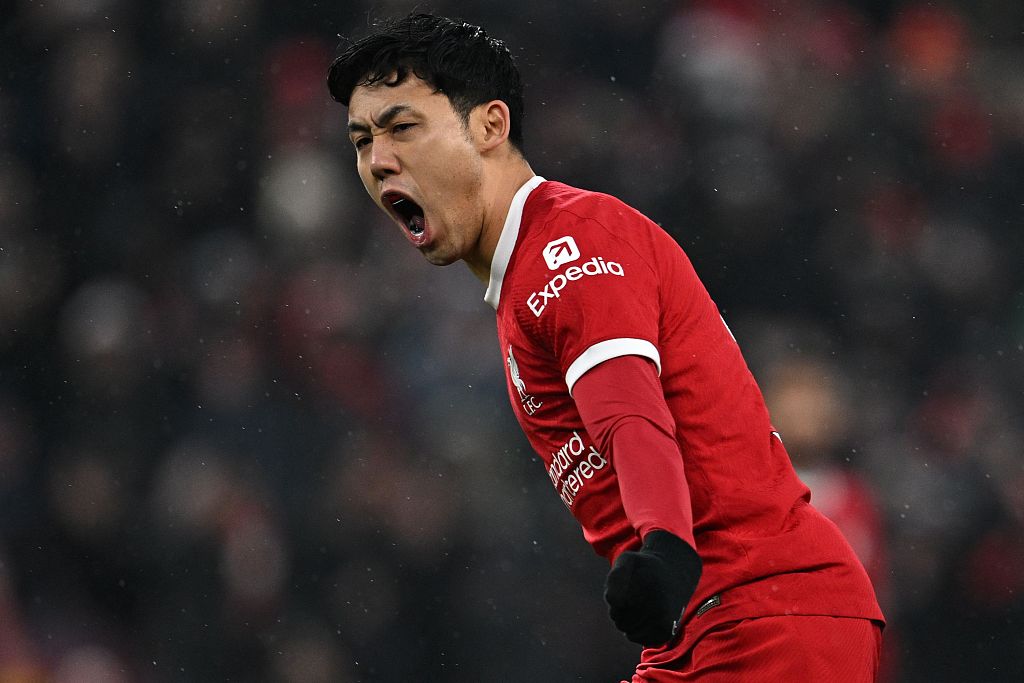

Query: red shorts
left=628, top=616, right=883, bottom=683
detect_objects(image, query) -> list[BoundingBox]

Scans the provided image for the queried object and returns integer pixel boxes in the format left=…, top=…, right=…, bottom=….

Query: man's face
left=347, top=75, right=485, bottom=266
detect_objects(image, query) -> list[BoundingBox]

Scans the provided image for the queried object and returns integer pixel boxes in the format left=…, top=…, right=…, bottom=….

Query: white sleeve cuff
left=565, top=338, right=661, bottom=396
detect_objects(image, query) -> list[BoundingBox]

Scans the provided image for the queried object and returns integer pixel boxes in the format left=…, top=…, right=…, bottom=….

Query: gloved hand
left=604, top=530, right=702, bottom=647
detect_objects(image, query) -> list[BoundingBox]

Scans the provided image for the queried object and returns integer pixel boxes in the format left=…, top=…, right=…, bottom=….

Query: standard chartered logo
left=527, top=256, right=625, bottom=317
left=547, top=431, right=608, bottom=509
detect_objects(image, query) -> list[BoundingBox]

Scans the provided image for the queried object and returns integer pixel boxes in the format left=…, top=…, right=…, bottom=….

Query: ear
left=474, top=100, right=512, bottom=152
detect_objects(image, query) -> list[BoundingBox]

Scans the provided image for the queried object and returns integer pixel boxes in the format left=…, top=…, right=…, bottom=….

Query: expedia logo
left=527, top=256, right=625, bottom=317
left=543, top=236, right=580, bottom=270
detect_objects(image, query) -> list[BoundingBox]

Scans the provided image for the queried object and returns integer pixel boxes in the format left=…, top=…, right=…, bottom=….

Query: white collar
left=483, top=175, right=546, bottom=310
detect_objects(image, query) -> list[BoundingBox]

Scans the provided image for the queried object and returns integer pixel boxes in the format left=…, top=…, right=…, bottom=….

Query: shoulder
left=526, top=182, right=650, bottom=233
left=500, top=183, right=670, bottom=324
left=518, top=182, right=667, bottom=268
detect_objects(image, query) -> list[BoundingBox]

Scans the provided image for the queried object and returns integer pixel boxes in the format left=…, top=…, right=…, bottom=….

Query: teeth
left=385, top=195, right=424, bottom=237
left=408, top=215, right=425, bottom=236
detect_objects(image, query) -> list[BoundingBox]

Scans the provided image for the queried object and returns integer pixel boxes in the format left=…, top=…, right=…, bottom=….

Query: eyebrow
left=347, top=104, right=413, bottom=134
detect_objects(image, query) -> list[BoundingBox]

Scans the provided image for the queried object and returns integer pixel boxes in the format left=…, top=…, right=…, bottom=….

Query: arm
left=573, top=354, right=702, bottom=646
left=573, top=354, right=695, bottom=548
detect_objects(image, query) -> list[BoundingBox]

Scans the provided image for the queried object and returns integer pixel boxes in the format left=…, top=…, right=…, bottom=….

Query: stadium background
left=1, top=0, right=1022, bottom=680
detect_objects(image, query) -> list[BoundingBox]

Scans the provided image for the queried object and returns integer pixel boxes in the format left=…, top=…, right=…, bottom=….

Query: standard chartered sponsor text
left=547, top=430, right=609, bottom=509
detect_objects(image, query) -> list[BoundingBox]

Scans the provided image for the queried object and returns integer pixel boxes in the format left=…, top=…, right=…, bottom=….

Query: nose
left=369, top=137, right=400, bottom=179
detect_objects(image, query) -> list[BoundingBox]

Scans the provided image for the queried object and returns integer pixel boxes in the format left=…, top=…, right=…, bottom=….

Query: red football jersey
left=485, top=178, right=883, bottom=656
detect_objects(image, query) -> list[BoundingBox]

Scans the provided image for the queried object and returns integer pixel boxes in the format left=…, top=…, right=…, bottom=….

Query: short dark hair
left=327, top=13, right=525, bottom=151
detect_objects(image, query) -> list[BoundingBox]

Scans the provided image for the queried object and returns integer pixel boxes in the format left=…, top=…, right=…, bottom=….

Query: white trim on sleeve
left=565, top=338, right=661, bottom=396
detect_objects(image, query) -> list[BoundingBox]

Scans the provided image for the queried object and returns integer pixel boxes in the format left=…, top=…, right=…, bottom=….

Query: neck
left=465, top=155, right=535, bottom=284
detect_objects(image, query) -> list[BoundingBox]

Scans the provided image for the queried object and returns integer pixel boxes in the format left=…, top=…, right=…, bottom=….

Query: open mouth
left=382, top=191, right=426, bottom=239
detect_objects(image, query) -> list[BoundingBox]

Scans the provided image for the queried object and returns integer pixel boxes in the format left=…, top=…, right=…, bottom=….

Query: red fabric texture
left=573, top=355, right=696, bottom=550
left=629, top=615, right=882, bottom=683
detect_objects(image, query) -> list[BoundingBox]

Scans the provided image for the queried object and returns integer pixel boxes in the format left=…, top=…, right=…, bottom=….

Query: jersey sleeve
left=573, top=354, right=696, bottom=550
left=518, top=206, right=663, bottom=394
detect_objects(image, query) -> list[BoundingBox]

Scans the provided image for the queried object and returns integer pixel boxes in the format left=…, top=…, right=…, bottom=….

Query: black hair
left=327, top=13, right=525, bottom=151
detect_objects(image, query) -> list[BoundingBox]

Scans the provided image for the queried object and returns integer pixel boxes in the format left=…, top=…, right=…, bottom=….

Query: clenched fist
left=604, top=530, right=702, bottom=647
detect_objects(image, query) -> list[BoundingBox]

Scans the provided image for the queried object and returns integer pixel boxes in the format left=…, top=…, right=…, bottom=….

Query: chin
left=420, top=248, right=459, bottom=267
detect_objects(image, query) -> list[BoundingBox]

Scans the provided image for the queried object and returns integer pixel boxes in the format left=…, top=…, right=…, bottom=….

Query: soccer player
left=327, top=13, right=884, bottom=682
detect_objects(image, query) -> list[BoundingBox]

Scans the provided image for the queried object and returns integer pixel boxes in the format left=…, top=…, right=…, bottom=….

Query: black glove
left=604, top=530, right=702, bottom=647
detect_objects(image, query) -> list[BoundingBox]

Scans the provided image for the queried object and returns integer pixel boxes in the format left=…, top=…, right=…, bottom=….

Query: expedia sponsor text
left=527, top=257, right=625, bottom=317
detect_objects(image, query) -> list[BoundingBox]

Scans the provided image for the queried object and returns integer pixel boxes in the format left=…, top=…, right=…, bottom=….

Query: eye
left=392, top=122, right=416, bottom=135
left=352, top=136, right=371, bottom=150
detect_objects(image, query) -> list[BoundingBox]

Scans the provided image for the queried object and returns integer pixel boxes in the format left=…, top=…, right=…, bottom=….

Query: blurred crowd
left=1, top=0, right=1022, bottom=681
